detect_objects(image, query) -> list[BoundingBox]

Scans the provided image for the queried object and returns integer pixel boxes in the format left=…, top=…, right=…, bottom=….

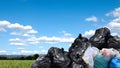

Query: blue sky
left=0, top=0, right=120, bottom=55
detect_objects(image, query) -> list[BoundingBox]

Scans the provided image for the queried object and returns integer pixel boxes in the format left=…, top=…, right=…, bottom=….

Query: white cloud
left=9, top=32, right=75, bottom=46
left=0, top=20, right=10, bottom=27
left=64, top=33, right=72, bottom=37
left=10, top=32, right=32, bottom=37
left=0, top=20, right=10, bottom=32
left=106, top=7, right=120, bottom=17
left=38, top=36, right=75, bottom=43
left=85, top=16, right=98, bottom=22
left=9, top=38, right=23, bottom=43
left=9, top=38, right=25, bottom=46
left=10, top=42, right=25, bottom=46
left=108, top=17, right=120, bottom=31
left=10, top=32, right=19, bottom=35
left=22, top=33, right=30, bottom=37
left=19, top=50, right=45, bottom=55
left=0, top=50, right=7, bottom=53
left=61, top=31, right=72, bottom=37
left=7, top=23, right=32, bottom=31
left=0, top=20, right=38, bottom=36
left=0, top=20, right=75, bottom=47
left=27, top=36, right=75, bottom=44
left=27, top=30, right=38, bottom=34
left=21, top=50, right=33, bottom=54
left=83, top=30, right=95, bottom=38
left=106, top=7, right=120, bottom=31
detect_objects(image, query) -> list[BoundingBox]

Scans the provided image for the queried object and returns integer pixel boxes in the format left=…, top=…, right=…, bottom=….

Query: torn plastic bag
left=48, top=47, right=70, bottom=68
left=31, top=55, right=51, bottom=68
left=100, top=48, right=119, bottom=57
left=109, top=58, right=120, bottom=68
left=89, top=27, right=110, bottom=50
left=82, top=46, right=99, bottom=68
left=107, top=36, right=120, bottom=50
left=94, top=54, right=112, bottom=68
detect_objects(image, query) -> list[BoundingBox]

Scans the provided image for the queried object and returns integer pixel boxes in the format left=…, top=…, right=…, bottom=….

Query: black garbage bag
left=68, top=34, right=89, bottom=68
left=69, top=42, right=90, bottom=68
left=107, top=35, right=120, bottom=50
left=89, top=27, right=110, bottom=50
left=71, top=62, right=88, bottom=68
left=69, top=34, right=88, bottom=53
left=31, top=55, right=51, bottom=68
left=48, top=47, right=70, bottom=68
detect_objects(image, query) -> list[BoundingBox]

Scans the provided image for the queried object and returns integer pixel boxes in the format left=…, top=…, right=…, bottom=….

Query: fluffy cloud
left=83, top=30, right=95, bottom=38
left=0, top=20, right=10, bottom=27
left=9, top=38, right=23, bottom=43
left=10, top=43, right=25, bottom=46
left=26, top=30, right=38, bottom=34
left=7, top=23, right=32, bottom=31
left=61, top=31, right=72, bottom=37
left=85, top=16, right=98, bottom=22
left=21, top=49, right=47, bottom=55
left=27, top=36, right=75, bottom=44
left=108, top=17, right=120, bottom=31
left=9, top=38, right=25, bottom=46
left=0, top=50, right=7, bottom=53
left=9, top=33, right=74, bottom=46
left=10, top=32, right=32, bottom=37
left=106, top=7, right=120, bottom=17
left=106, top=7, right=120, bottom=31
left=0, top=20, right=38, bottom=36
left=0, top=21, right=10, bottom=32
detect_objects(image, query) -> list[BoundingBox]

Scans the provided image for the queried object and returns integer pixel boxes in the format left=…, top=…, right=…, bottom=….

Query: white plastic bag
left=82, top=46, right=99, bottom=68
left=100, top=48, right=119, bottom=57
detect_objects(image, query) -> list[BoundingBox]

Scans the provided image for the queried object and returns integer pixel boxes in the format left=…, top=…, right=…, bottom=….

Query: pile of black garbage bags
left=31, top=27, right=120, bottom=68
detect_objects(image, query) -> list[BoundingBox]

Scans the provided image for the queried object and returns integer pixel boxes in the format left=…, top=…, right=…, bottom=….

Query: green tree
left=33, top=54, right=39, bottom=59
left=25, top=56, right=33, bottom=60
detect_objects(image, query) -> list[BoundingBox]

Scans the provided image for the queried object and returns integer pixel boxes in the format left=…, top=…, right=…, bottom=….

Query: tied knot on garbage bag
left=31, top=27, right=120, bottom=68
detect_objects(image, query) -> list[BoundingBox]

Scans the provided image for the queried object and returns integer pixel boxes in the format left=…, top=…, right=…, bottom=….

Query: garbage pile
left=31, top=27, right=120, bottom=68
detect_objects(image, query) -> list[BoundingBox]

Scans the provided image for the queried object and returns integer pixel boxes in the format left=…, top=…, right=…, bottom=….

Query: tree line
left=0, top=54, right=39, bottom=60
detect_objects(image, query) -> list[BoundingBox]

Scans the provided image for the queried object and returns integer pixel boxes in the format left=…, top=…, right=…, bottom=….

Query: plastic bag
left=71, top=62, right=88, bottom=68
left=89, top=27, right=110, bottom=50
left=31, top=55, right=51, bottom=68
left=69, top=34, right=88, bottom=53
left=109, top=58, right=120, bottom=68
left=100, top=48, right=119, bottom=57
left=107, top=36, right=120, bottom=50
left=94, top=54, right=112, bottom=68
left=69, top=42, right=90, bottom=66
left=48, top=47, right=70, bottom=68
left=82, top=46, right=99, bottom=68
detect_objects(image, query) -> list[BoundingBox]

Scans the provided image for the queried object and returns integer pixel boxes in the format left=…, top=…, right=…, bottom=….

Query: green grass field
left=0, top=60, right=34, bottom=68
